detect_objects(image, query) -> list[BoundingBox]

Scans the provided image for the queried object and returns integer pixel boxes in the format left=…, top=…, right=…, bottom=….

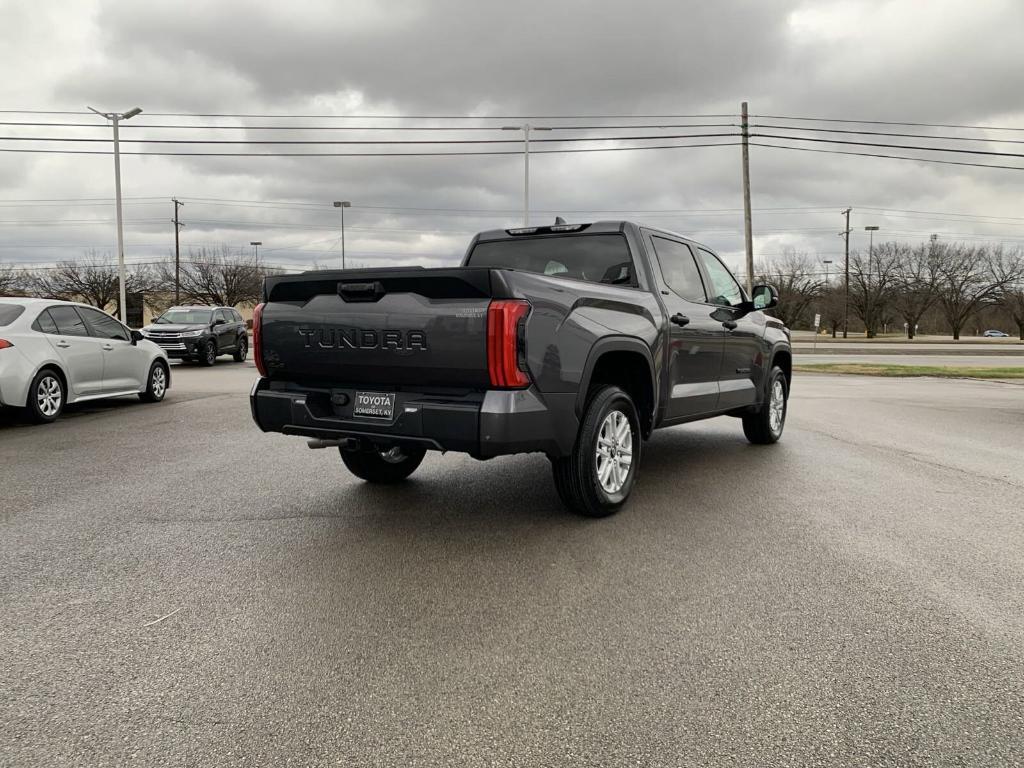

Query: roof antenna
left=554, top=216, right=567, bottom=225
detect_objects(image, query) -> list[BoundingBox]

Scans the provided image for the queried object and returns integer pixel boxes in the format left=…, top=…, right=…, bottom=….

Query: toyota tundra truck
left=250, top=220, right=791, bottom=517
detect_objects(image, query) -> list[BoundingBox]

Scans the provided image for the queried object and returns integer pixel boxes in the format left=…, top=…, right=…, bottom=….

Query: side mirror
left=212, top=319, right=224, bottom=326
left=131, top=329, right=143, bottom=345
left=751, top=284, right=778, bottom=311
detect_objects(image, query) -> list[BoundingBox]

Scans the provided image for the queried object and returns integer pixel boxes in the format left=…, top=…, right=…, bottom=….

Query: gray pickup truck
left=250, top=220, right=791, bottom=517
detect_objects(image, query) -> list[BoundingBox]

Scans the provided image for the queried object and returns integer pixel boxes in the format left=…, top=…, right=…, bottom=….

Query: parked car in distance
left=982, top=329, right=1010, bottom=338
left=251, top=220, right=791, bottom=517
left=0, top=298, right=170, bottom=423
left=140, top=305, right=248, bottom=365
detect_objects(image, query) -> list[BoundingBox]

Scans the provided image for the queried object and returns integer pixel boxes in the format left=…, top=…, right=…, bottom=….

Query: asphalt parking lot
left=2, top=363, right=1023, bottom=766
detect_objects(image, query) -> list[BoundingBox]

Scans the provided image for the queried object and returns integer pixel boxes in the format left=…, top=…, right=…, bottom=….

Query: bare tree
left=159, top=246, right=263, bottom=307
left=819, top=283, right=846, bottom=338
left=0, top=263, right=24, bottom=296
left=849, top=245, right=900, bottom=338
left=996, top=250, right=1024, bottom=339
left=754, top=250, right=822, bottom=328
left=25, top=251, right=157, bottom=315
left=936, top=243, right=1023, bottom=340
left=891, top=241, right=940, bottom=339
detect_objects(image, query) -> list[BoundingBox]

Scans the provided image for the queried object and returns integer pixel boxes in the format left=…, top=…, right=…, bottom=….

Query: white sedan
left=0, top=298, right=170, bottom=423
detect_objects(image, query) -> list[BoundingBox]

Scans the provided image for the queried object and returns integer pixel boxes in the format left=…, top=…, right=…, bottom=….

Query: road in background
left=2, top=365, right=1023, bottom=765
left=795, top=353, right=1023, bottom=368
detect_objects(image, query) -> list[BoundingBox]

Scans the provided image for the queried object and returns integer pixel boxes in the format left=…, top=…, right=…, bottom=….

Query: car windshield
left=154, top=309, right=213, bottom=325
left=0, top=304, right=26, bottom=326
left=466, top=234, right=636, bottom=286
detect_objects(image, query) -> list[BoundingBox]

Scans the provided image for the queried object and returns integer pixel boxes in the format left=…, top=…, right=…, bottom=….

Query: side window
left=697, top=249, right=745, bottom=308
left=231, top=310, right=243, bottom=323
left=47, top=306, right=90, bottom=337
left=214, top=310, right=227, bottom=324
left=79, top=307, right=130, bottom=341
left=651, top=237, right=707, bottom=303
left=33, top=309, right=59, bottom=334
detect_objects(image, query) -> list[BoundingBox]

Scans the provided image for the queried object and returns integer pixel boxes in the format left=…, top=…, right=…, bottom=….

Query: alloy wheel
left=152, top=366, right=167, bottom=398
left=595, top=410, right=633, bottom=494
left=769, top=379, right=785, bottom=434
left=37, top=376, right=62, bottom=417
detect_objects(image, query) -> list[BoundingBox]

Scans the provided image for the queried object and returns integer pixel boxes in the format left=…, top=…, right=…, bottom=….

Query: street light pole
left=88, top=105, right=142, bottom=322
left=333, top=201, right=351, bottom=269
left=502, top=124, right=551, bottom=226
left=250, top=241, right=262, bottom=261
left=822, top=259, right=834, bottom=339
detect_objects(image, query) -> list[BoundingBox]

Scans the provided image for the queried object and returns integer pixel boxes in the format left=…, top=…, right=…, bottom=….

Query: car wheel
left=339, top=443, right=427, bottom=484
left=139, top=360, right=169, bottom=403
left=199, top=339, right=217, bottom=366
left=552, top=385, right=641, bottom=518
left=742, top=366, right=788, bottom=445
left=27, top=368, right=65, bottom=424
left=233, top=337, right=248, bottom=362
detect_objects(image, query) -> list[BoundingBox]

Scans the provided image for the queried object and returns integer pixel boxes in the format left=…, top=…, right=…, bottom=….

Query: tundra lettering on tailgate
left=297, top=327, right=428, bottom=351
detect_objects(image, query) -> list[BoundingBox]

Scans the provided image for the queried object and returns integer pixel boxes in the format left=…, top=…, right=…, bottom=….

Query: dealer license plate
left=353, top=391, right=395, bottom=419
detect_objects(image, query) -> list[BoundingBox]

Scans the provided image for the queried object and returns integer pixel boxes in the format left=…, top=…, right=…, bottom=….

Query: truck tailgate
left=260, top=268, right=493, bottom=388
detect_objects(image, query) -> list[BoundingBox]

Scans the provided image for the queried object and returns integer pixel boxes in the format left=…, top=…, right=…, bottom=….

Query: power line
left=0, top=131, right=739, bottom=145
left=0, top=141, right=742, bottom=157
left=751, top=142, right=1024, bottom=171
left=751, top=133, right=1024, bottom=159
left=0, top=120, right=737, bottom=131
left=140, top=112, right=737, bottom=120
left=752, top=123, right=1024, bottom=145
left=751, top=114, right=1024, bottom=132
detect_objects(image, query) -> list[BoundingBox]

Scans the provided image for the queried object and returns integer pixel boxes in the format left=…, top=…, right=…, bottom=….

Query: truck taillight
left=0, top=339, right=13, bottom=350
left=252, top=302, right=266, bottom=376
left=487, top=300, right=530, bottom=389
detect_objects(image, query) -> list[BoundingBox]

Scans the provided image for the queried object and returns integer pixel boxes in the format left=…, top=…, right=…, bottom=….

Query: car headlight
left=181, top=330, right=204, bottom=337
left=139, top=329, right=151, bottom=337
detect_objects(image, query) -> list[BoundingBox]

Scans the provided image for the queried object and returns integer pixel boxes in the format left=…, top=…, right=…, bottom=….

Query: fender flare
left=575, top=335, right=658, bottom=425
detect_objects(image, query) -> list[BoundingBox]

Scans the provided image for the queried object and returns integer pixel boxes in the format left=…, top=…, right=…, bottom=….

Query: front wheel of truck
left=340, top=443, right=426, bottom=484
left=552, top=385, right=641, bottom=518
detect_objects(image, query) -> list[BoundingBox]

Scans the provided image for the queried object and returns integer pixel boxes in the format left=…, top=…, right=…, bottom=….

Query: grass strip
left=793, top=363, right=1024, bottom=379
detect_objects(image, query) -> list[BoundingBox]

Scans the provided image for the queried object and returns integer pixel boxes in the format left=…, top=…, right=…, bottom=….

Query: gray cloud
left=2, top=0, right=1023, bottom=275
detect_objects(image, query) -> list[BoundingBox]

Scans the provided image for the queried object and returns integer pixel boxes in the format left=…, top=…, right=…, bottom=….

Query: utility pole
left=88, top=106, right=142, bottom=321
left=172, top=198, right=184, bottom=305
left=740, top=102, right=754, bottom=295
left=841, top=207, right=851, bottom=338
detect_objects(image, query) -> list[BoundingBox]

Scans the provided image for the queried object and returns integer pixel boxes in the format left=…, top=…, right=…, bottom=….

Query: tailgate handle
left=338, top=280, right=385, bottom=302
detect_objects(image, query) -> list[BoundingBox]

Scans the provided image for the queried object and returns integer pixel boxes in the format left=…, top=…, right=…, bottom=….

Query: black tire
left=742, top=366, right=788, bottom=445
left=198, top=339, right=217, bottom=366
left=551, top=385, right=641, bottom=518
left=26, top=367, right=65, bottom=424
left=139, top=360, right=169, bottom=403
left=340, top=443, right=427, bottom=484
left=232, top=336, right=248, bottom=362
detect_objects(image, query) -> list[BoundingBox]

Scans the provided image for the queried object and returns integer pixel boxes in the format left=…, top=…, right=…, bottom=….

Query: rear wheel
left=139, top=360, right=169, bottom=403
left=742, top=366, right=788, bottom=444
left=552, top=385, right=641, bottom=517
left=232, top=336, right=248, bottom=362
left=340, top=443, right=427, bottom=484
left=27, top=368, right=65, bottom=424
left=199, top=339, right=217, bottom=366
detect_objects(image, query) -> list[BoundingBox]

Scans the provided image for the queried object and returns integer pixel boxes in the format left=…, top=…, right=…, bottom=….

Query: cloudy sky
left=2, top=0, right=1023, bottom=278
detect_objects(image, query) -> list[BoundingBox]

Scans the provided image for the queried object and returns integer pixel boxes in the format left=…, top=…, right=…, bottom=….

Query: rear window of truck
left=467, top=234, right=637, bottom=287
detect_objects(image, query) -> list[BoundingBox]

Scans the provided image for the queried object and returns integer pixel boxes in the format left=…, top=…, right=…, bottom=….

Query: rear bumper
left=250, top=378, right=577, bottom=458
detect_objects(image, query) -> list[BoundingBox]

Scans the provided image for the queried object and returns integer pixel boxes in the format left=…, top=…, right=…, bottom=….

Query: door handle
left=670, top=313, right=690, bottom=327
left=722, top=320, right=738, bottom=331
left=102, top=343, right=114, bottom=351
left=56, top=340, right=71, bottom=348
